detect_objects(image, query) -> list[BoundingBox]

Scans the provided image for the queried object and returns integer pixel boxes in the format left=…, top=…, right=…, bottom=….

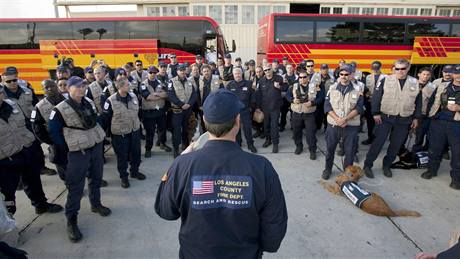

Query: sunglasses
left=299, top=76, right=308, bottom=79
left=339, top=73, right=350, bottom=77
left=5, top=79, right=18, bottom=83
left=306, top=65, right=314, bottom=68
left=136, top=64, right=142, bottom=66
left=148, top=71, right=157, bottom=74
left=395, top=67, right=407, bottom=71
left=263, top=69, right=271, bottom=72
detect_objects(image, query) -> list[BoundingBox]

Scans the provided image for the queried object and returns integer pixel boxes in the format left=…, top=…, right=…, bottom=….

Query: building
left=56, top=0, right=460, bottom=61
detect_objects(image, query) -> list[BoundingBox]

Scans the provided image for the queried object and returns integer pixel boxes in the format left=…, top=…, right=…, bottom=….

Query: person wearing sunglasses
left=255, top=64, right=288, bottom=153
left=130, top=60, right=148, bottom=90
left=87, top=66, right=115, bottom=115
left=322, top=65, right=364, bottom=180
left=421, top=64, right=460, bottom=190
left=83, top=67, right=95, bottom=85
left=221, top=53, right=234, bottom=87
left=49, top=76, right=111, bottom=242
left=363, top=58, right=422, bottom=179
left=286, top=70, right=323, bottom=159
left=140, top=66, right=172, bottom=157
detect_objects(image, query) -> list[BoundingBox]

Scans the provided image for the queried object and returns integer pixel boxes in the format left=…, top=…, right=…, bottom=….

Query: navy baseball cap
left=371, top=61, right=382, bottom=69
left=442, top=65, right=453, bottom=73
left=148, top=66, right=158, bottom=73
left=57, top=65, right=68, bottom=72
left=178, top=64, right=186, bottom=70
left=320, top=64, right=329, bottom=70
left=67, top=76, right=86, bottom=87
left=115, top=67, right=127, bottom=75
left=224, top=53, right=231, bottom=59
left=272, top=58, right=279, bottom=63
left=282, top=56, right=288, bottom=61
left=248, top=60, right=255, bottom=66
left=5, top=66, right=18, bottom=73
left=235, top=57, right=241, bottom=62
left=159, top=62, right=167, bottom=68
left=84, top=67, right=93, bottom=73
left=203, top=89, right=244, bottom=124
left=339, top=65, right=352, bottom=74
left=452, top=65, right=460, bottom=74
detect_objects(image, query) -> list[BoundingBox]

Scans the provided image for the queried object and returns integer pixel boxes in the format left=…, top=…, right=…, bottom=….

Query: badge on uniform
left=168, top=83, right=173, bottom=89
left=49, top=110, right=56, bottom=120
left=31, top=110, right=36, bottom=120
left=243, top=87, right=247, bottom=91
left=141, top=84, right=146, bottom=90
left=410, top=85, right=416, bottom=91
left=104, top=102, right=110, bottom=110
left=352, top=93, right=358, bottom=99
left=133, top=100, right=138, bottom=105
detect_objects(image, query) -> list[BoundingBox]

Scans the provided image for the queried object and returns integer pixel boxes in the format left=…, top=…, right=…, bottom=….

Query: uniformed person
left=252, top=66, right=265, bottom=138
left=197, top=64, right=222, bottom=133
left=31, top=80, right=67, bottom=181
left=273, top=58, right=286, bottom=76
left=363, top=59, right=422, bottom=178
left=244, top=60, right=256, bottom=82
left=279, top=64, right=297, bottom=132
left=0, top=85, right=63, bottom=216
left=286, top=71, right=324, bottom=159
left=256, top=64, right=288, bottom=153
left=4, top=66, right=33, bottom=90
left=83, top=67, right=95, bottom=85
left=57, top=78, right=69, bottom=99
left=2, top=71, right=57, bottom=176
left=131, top=60, right=148, bottom=89
left=226, top=68, right=257, bottom=153
left=322, top=65, right=364, bottom=180
left=362, top=61, right=386, bottom=145
left=221, top=53, right=234, bottom=86
left=193, top=54, right=204, bottom=72
left=140, top=66, right=171, bottom=157
left=155, top=89, right=287, bottom=258
left=412, top=67, right=435, bottom=152
left=101, top=78, right=146, bottom=188
left=314, top=64, right=335, bottom=131
left=87, top=66, right=114, bottom=114
left=167, top=64, right=198, bottom=158
left=156, top=62, right=173, bottom=149
left=420, top=64, right=460, bottom=190
left=48, top=76, right=111, bottom=243
left=165, top=54, right=178, bottom=78
left=56, top=65, right=71, bottom=81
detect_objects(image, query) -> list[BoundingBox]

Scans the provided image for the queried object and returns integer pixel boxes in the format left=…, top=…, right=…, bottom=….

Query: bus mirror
left=134, top=53, right=139, bottom=58
left=231, top=40, right=236, bottom=53
left=53, top=53, right=59, bottom=59
left=90, top=53, right=95, bottom=58
left=205, top=30, right=217, bottom=39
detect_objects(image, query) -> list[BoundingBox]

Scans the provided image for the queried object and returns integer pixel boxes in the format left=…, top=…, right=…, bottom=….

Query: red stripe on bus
left=0, top=59, right=41, bottom=64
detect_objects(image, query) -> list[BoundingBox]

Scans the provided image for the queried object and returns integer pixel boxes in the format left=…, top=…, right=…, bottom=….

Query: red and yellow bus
left=0, top=16, right=232, bottom=93
left=258, top=13, right=460, bottom=74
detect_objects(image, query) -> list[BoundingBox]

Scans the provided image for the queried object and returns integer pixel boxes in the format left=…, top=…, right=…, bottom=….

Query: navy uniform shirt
left=429, top=82, right=460, bottom=122
left=226, top=79, right=255, bottom=111
left=324, top=82, right=364, bottom=116
left=256, top=75, right=288, bottom=111
left=155, top=140, right=288, bottom=259
left=371, top=77, right=422, bottom=123
left=200, top=76, right=224, bottom=106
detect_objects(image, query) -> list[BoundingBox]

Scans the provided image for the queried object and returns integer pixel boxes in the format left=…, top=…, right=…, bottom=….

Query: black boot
left=121, top=178, right=130, bottom=188
left=145, top=150, right=152, bottom=158
left=67, top=216, right=83, bottom=243
left=248, top=144, right=257, bottom=153
left=160, top=143, right=172, bottom=152
left=363, top=167, right=374, bottom=178
left=450, top=180, right=460, bottom=190
left=272, top=144, right=279, bottom=153
left=294, top=145, right=303, bottom=155
left=262, top=138, right=272, bottom=148
left=322, top=169, right=332, bottom=180
left=421, top=170, right=436, bottom=179
left=91, top=204, right=112, bottom=217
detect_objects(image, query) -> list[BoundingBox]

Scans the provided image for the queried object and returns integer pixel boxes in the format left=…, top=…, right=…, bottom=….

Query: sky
left=0, top=0, right=56, bottom=18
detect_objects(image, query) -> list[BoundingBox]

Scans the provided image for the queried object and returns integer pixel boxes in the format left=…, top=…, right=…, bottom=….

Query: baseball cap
left=169, top=53, right=176, bottom=58
left=4, top=66, right=18, bottom=74
left=224, top=53, right=232, bottom=59
left=208, top=61, right=216, bottom=65
left=371, top=61, right=382, bottom=70
left=148, top=66, right=159, bottom=73
left=272, top=58, right=279, bottom=63
left=196, top=54, right=203, bottom=59
left=56, top=65, right=68, bottom=72
left=235, top=57, right=241, bottom=62
left=248, top=60, right=256, bottom=66
left=84, top=67, right=93, bottom=73
left=452, top=65, right=460, bottom=74
left=115, top=67, right=127, bottom=76
left=320, top=64, right=329, bottom=70
left=442, top=65, right=453, bottom=73
left=178, top=64, right=187, bottom=70
left=67, top=76, right=86, bottom=87
left=339, top=65, right=352, bottom=74
left=203, top=89, right=245, bottom=124
left=159, top=62, right=167, bottom=68
left=282, top=56, right=288, bottom=61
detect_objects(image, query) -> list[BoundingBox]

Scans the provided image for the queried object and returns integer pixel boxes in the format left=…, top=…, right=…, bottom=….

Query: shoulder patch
left=104, top=102, right=110, bottom=110
left=31, top=110, right=37, bottom=119
left=168, top=82, right=173, bottom=89
left=49, top=110, right=56, bottom=120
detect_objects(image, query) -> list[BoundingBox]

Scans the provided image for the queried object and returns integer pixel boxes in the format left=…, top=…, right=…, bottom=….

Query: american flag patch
left=192, top=180, right=214, bottom=195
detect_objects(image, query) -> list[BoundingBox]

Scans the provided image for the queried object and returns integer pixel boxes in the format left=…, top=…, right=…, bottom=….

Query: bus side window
left=71, top=22, right=115, bottom=40
left=29, top=22, right=73, bottom=48
left=0, top=22, right=30, bottom=49
left=115, top=21, right=158, bottom=39
left=452, top=24, right=460, bottom=37
left=316, top=21, right=360, bottom=43
left=406, top=23, right=450, bottom=44
left=158, top=20, right=204, bottom=54
left=362, top=22, right=405, bottom=44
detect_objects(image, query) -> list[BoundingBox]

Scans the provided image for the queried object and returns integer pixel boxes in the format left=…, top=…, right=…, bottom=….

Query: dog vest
left=341, top=181, right=372, bottom=208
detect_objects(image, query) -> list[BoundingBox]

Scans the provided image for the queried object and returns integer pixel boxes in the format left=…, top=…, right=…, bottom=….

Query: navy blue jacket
left=226, top=79, right=256, bottom=111
left=256, top=75, right=288, bottom=111
left=324, top=82, right=364, bottom=116
left=167, top=77, right=198, bottom=108
left=155, top=140, right=288, bottom=259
